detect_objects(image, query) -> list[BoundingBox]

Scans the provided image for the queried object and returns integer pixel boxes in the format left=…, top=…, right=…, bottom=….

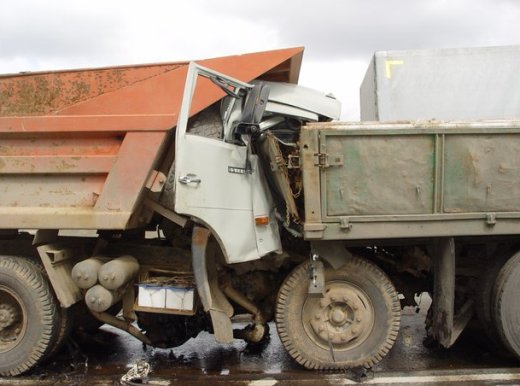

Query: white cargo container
left=361, top=45, right=520, bottom=121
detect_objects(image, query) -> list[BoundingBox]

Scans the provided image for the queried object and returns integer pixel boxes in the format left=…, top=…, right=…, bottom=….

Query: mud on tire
left=275, top=256, right=400, bottom=369
left=0, top=257, right=59, bottom=376
left=492, top=250, right=520, bottom=359
left=26, top=256, right=73, bottom=360
left=474, top=250, right=511, bottom=354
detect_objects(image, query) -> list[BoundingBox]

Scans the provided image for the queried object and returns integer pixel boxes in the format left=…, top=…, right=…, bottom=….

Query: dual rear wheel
left=491, top=251, right=520, bottom=358
left=475, top=249, right=520, bottom=359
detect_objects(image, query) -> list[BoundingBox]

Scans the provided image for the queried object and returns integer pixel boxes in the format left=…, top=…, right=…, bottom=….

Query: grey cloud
left=1, top=0, right=519, bottom=81
left=203, top=0, right=520, bottom=61
left=0, top=2, right=123, bottom=66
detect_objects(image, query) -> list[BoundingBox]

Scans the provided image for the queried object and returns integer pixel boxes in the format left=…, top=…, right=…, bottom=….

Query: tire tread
left=0, top=257, right=58, bottom=376
left=275, top=256, right=400, bottom=370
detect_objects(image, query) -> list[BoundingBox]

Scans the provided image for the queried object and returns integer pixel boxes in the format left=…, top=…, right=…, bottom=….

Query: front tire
left=275, top=256, right=400, bottom=369
left=0, top=257, right=59, bottom=376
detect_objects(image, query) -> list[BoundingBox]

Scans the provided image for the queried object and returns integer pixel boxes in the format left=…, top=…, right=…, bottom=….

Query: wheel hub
left=0, top=303, right=18, bottom=330
left=0, top=286, right=26, bottom=352
left=307, top=285, right=374, bottom=347
left=331, top=308, right=346, bottom=325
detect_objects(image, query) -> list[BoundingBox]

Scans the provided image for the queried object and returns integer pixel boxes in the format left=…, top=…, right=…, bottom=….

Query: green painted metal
left=302, top=121, right=520, bottom=240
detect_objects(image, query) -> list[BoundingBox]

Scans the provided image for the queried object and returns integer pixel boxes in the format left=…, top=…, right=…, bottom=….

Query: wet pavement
left=2, top=302, right=520, bottom=385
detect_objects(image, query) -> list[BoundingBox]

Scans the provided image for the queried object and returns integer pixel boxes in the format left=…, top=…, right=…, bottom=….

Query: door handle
left=179, top=174, right=201, bottom=185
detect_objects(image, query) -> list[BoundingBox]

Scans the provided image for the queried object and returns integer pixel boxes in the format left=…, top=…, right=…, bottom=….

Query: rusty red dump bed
left=0, top=48, right=303, bottom=230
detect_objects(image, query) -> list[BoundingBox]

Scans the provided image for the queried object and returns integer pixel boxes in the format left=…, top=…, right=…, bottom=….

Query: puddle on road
left=8, top=310, right=520, bottom=384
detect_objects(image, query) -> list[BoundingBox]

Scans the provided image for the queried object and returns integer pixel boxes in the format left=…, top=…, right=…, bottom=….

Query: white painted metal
left=221, top=81, right=341, bottom=142
left=361, top=45, right=520, bottom=121
left=250, top=155, right=282, bottom=256
left=174, top=63, right=281, bottom=263
left=259, top=81, right=341, bottom=121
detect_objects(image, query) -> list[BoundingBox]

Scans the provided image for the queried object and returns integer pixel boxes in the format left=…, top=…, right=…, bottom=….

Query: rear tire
left=27, top=257, right=73, bottom=361
left=45, top=306, right=73, bottom=359
left=275, top=257, right=400, bottom=369
left=492, top=251, right=520, bottom=359
left=0, top=257, right=59, bottom=376
left=475, top=251, right=511, bottom=354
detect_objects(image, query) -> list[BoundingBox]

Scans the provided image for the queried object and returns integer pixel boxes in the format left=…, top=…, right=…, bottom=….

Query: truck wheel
left=45, top=306, right=73, bottom=359
left=27, top=257, right=73, bottom=360
left=0, top=257, right=59, bottom=375
left=275, top=257, right=400, bottom=369
left=475, top=252, right=510, bottom=353
left=492, top=251, right=520, bottom=359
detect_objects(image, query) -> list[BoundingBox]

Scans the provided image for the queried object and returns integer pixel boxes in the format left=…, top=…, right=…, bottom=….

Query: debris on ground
left=120, top=360, right=151, bottom=385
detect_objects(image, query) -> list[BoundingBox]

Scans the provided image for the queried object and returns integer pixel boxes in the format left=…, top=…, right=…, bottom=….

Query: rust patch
left=192, top=227, right=210, bottom=246
left=0, top=64, right=181, bottom=116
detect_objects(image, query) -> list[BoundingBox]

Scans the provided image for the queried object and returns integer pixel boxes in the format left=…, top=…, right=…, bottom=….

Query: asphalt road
left=2, top=301, right=520, bottom=385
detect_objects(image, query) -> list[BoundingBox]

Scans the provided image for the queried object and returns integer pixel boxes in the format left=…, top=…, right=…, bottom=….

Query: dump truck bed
left=302, top=120, right=520, bottom=240
left=0, top=48, right=304, bottom=230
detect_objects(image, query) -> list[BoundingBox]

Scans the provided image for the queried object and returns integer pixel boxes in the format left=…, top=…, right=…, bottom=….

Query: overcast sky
left=1, top=0, right=519, bottom=119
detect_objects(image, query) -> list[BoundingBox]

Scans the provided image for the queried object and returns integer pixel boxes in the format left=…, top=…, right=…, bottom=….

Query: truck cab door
left=174, top=63, right=281, bottom=263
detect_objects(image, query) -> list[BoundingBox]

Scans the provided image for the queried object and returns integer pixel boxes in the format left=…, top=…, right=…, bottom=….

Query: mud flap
left=209, top=310, right=233, bottom=343
left=34, top=230, right=82, bottom=308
